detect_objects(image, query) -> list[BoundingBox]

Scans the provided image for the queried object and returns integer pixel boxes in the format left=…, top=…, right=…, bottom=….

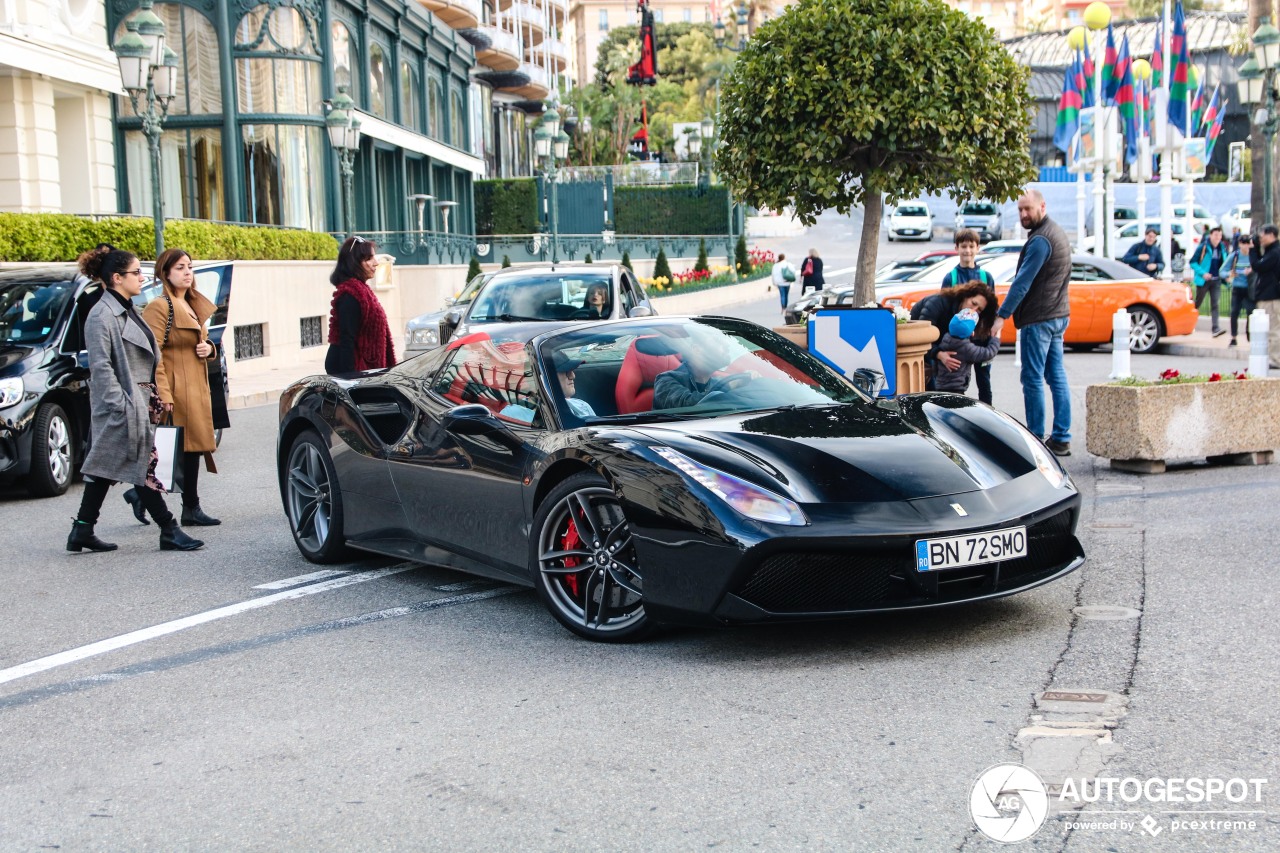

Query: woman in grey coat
left=67, top=246, right=203, bottom=553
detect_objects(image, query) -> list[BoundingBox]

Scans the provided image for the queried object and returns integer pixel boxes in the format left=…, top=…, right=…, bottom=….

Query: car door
left=1065, top=260, right=1114, bottom=342
left=387, top=338, right=541, bottom=579
left=619, top=269, right=653, bottom=317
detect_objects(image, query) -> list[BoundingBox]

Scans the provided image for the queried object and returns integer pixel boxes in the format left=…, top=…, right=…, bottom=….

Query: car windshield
left=452, top=273, right=491, bottom=305
left=963, top=203, right=997, bottom=216
left=896, top=206, right=928, bottom=217
left=538, top=318, right=863, bottom=426
left=0, top=279, right=76, bottom=345
left=469, top=274, right=612, bottom=322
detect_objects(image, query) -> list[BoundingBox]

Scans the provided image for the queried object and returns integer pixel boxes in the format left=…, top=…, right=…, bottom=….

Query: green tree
left=501, top=255, right=512, bottom=268
left=694, top=238, right=709, bottom=274
left=734, top=233, right=751, bottom=277
left=466, top=255, right=483, bottom=282
left=584, top=252, right=594, bottom=263
left=715, top=0, right=1034, bottom=305
left=653, top=247, right=672, bottom=282
left=621, top=250, right=633, bottom=272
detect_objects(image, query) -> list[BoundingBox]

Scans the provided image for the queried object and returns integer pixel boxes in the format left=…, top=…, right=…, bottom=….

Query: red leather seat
left=615, top=336, right=681, bottom=414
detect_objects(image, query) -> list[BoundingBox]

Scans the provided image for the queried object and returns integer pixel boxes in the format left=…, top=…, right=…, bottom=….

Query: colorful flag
left=1151, top=20, right=1164, bottom=89
left=1168, top=0, right=1191, bottom=132
left=1103, top=24, right=1120, bottom=105
left=1189, top=72, right=1206, bottom=132
left=1055, top=55, right=1084, bottom=155
left=1198, top=85, right=1220, bottom=136
left=1113, top=36, right=1139, bottom=163
left=1082, top=40, right=1096, bottom=109
left=1206, top=98, right=1227, bottom=158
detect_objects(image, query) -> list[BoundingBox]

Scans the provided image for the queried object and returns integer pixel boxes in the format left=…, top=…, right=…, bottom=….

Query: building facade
left=0, top=0, right=120, bottom=214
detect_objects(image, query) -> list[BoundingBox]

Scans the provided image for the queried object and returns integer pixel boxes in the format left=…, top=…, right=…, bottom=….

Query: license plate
left=915, top=526, right=1027, bottom=572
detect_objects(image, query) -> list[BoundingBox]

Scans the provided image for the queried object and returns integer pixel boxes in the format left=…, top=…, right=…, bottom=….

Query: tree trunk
left=854, top=191, right=883, bottom=307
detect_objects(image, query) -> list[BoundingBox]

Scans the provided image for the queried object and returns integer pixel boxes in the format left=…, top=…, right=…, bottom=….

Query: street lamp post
left=712, top=4, right=751, bottom=250
left=1084, top=1, right=1111, bottom=258
left=1241, top=21, right=1280, bottom=227
left=113, top=0, right=177, bottom=259
left=535, top=104, right=567, bottom=263
left=325, top=87, right=362, bottom=236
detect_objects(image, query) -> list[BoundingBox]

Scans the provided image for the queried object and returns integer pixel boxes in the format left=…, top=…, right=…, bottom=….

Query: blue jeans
left=777, top=283, right=790, bottom=309
left=1019, top=316, right=1071, bottom=443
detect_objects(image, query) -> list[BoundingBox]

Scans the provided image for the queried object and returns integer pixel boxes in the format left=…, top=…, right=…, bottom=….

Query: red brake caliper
left=560, top=513, right=584, bottom=597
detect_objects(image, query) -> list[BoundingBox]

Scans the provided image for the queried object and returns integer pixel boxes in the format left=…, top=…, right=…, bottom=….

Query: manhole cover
left=1074, top=605, right=1142, bottom=621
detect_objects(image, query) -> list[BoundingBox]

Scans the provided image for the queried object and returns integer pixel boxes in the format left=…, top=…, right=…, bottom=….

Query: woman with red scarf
left=325, top=236, right=396, bottom=375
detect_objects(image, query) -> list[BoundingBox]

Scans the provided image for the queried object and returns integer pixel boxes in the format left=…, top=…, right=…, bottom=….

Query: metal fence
left=355, top=230, right=736, bottom=266
left=558, top=163, right=703, bottom=186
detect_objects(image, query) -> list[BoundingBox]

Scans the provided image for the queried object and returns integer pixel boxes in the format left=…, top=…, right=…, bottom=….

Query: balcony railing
left=530, top=37, right=566, bottom=70
left=417, top=0, right=481, bottom=30
left=514, top=1, right=544, bottom=32
left=477, top=25, right=522, bottom=71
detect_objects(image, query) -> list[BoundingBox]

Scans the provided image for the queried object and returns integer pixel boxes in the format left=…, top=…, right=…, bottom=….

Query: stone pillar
left=0, top=75, right=62, bottom=211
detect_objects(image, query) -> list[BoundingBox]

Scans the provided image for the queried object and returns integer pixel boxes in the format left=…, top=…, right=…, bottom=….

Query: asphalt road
left=1, top=216, right=1277, bottom=851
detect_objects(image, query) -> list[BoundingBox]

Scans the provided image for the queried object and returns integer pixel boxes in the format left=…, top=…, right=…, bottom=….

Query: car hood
left=0, top=344, right=34, bottom=374
left=628, top=397, right=1041, bottom=503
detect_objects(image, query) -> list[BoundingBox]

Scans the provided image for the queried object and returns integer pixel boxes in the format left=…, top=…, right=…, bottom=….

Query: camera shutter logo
left=969, top=763, right=1050, bottom=843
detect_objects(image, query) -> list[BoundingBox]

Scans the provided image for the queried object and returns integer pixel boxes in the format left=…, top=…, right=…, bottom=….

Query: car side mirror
left=442, top=403, right=504, bottom=435
left=628, top=305, right=653, bottom=318
left=851, top=368, right=887, bottom=398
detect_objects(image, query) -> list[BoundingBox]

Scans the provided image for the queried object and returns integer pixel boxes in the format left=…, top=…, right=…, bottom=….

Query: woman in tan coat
left=123, top=248, right=221, bottom=526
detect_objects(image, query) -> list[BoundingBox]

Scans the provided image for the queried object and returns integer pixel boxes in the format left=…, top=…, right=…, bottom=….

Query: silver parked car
left=404, top=263, right=656, bottom=359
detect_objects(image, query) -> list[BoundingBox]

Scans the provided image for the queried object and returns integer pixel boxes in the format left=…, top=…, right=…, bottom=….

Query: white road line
left=0, top=564, right=416, bottom=687
left=253, top=569, right=353, bottom=590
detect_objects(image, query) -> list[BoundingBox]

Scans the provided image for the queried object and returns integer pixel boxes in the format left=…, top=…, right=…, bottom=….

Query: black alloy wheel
left=532, top=472, right=651, bottom=642
left=284, top=431, right=351, bottom=563
left=1127, top=306, right=1163, bottom=355
left=27, top=403, right=73, bottom=497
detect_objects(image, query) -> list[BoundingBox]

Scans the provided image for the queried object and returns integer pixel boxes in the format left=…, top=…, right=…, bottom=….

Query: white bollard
left=1013, top=327, right=1021, bottom=369
left=1109, top=308, right=1132, bottom=379
left=1249, top=308, right=1270, bottom=377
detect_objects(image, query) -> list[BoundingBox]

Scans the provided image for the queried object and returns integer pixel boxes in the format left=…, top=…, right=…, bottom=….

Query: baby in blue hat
left=934, top=308, right=999, bottom=395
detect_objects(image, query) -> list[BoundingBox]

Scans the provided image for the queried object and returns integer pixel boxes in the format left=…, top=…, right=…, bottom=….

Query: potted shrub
left=1086, top=371, right=1280, bottom=473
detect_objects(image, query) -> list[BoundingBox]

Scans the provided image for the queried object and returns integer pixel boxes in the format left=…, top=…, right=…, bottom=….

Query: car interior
left=468, top=276, right=614, bottom=322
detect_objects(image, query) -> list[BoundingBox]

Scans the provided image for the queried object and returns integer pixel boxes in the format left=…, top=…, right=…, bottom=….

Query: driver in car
left=580, top=283, right=611, bottom=319
left=652, top=329, right=757, bottom=409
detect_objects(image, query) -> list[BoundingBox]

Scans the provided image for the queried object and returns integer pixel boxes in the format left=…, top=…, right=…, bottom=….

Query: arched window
left=401, top=61, right=421, bottom=131
left=235, top=4, right=326, bottom=231
left=427, top=73, right=444, bottom=141
left=450, top=88, right=467, bottom=149
left=331, top=21, right=360, bottom=104
left=115, top=3, right=224, bottom=220
left=369, top=42, right=390, bottom=119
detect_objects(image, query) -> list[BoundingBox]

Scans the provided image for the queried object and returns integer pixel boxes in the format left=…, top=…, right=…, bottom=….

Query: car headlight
left=653, top=446, right=808, bottom=525
left=883, top=298, right=903, bottom=308
left=407, top=327, right=440, bottom=349
left=0, top=377, right=23, bottom=409
left=991, top=409, right=1067, bottom=488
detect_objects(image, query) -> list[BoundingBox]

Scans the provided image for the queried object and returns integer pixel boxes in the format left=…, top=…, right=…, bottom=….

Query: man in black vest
left=992, top=190, right=1073, bottom=456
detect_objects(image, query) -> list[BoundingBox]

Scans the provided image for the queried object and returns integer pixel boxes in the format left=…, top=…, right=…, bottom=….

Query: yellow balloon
left=1067, top=26, right=1087, bottom=51
left=1084, top=1, right=1112, bottom=31
left=1133, top=58, right=1152, bottom=81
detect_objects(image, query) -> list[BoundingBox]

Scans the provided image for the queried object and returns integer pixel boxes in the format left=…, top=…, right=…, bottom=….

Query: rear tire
left=531, top=472, right=653, bottom=643
left=283, top=431, right=352, bottom=563
left=27, top=403, right=74, bottom=497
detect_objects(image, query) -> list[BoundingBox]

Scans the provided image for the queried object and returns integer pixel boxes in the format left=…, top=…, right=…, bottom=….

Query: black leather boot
left=122, top=487, right=150, bottom=525
left=181, top=504, right=221, bottom=526
left=159, top=520, right=204, bottom=551
left=67, top=519, right=118, bottom=552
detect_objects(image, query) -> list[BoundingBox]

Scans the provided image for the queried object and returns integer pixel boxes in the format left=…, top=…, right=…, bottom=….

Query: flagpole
left=1185, top=77, right=1195, bottom=254
left=1160, top=0, right=1174, bottom=279
left=1137, top=79, right=1147, bottom=232
left=1092, top=19, right=1108, bottom=256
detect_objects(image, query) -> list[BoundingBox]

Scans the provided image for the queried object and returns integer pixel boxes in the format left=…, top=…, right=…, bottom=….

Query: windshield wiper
left=470, top=313, right=548, bottom=322
left=594, top=411, right=708, bottom=424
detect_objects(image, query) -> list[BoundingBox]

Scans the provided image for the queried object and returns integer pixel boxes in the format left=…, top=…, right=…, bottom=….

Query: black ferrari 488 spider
left=277, top=316, right=1084, bottom=642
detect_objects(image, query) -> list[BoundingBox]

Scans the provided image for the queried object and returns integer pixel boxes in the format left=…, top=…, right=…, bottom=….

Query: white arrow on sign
left=812, top=314, right=888, bottom=378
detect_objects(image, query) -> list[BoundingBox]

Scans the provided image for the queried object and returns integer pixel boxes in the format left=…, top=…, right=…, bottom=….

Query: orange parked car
left=877, top=252, right=1199, bottom=354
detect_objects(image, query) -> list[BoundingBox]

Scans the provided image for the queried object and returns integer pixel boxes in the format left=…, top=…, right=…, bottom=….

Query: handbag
left=162, top=293, right=230, bottom=431
left=782, top=266, right=796, bottom=282
left=801, top=259, right=814, bottom=278
left=152, top=417, right=185, bottom=494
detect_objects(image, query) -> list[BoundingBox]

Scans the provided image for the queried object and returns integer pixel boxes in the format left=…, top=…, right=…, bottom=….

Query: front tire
left=27, top=403, right=73, bottom=497
left=532, top=472, right=652, bottom=642
left=1127, top=306, right=1163, bottom=354
left=284, top=431, right=351, bottom=563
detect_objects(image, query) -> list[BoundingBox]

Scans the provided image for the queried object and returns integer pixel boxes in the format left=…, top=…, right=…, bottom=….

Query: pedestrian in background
left=1122, top=228, right=1165, bottom=277
left=1189, top=226, right=1229, bottom=337
left=1247, top=224, right=1280, bottom=369
left=771, top=253, right=796, bottom=312
left=121, top=248, right=221, bottom=527
left=66, top=245, right=203, bottom=553
left=1224, top=233, right=1255, bottom=348
left=325, top=236, right=395, bottom=376
left=799, top=248, right=824, bottom=295
left=993, top=190, right=1073, bottom=457
left=941, top=228, right=997, bottom=404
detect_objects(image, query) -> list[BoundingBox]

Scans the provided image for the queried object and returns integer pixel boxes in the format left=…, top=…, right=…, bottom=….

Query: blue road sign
left=807, top=307, right=898, bottom=396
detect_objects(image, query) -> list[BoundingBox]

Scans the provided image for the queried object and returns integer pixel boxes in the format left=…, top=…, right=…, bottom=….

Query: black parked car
left=0, top=261, right=232, bottom=497
left=278, top=316, right=1084, bottom=642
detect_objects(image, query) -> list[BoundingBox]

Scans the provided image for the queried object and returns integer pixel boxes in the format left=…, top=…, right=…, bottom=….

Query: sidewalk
left=1156, top=315, right=1254, bottom=360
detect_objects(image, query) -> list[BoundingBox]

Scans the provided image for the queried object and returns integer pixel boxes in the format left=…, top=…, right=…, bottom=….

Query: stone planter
left=771, top=320, right=938, bottom=395
left=1086, top=378, right=1280, bottom=473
